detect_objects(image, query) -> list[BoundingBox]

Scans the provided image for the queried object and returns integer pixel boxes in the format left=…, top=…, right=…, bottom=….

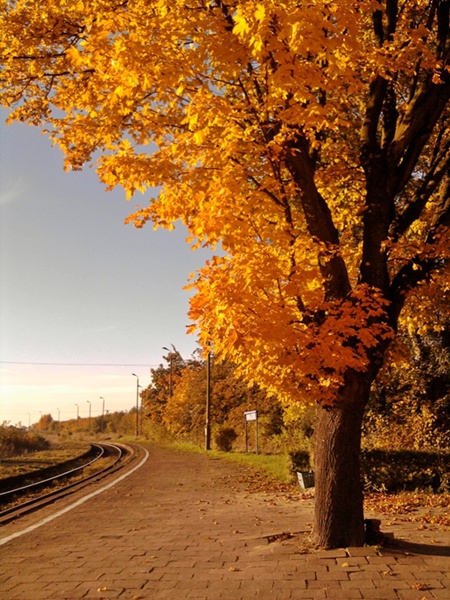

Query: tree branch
left=284, top=134, right=351, bottom=301
left=360, top=76, right=388, bottom=160
left=391, top=81, right=450, bottom=195
left=388, top=250, right=447, bottom=325
left=385, top=0, right=398, bottom=41
left=390, top=136, right=450, bottom=241
left=381, top=82, right=399, bottom=149
left=431, top=172, right=450, bottom=230
left=389, top=174, right=450, bottom=323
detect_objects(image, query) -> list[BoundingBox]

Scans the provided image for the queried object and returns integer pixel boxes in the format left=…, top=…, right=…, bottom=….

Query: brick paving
left=0, top=443, right=448, bottom=599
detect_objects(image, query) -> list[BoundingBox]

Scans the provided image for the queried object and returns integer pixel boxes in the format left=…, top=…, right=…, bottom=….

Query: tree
left=1, top=0, right=449, bottom=547
left=364, top=297, right=450, bottom=451
left=159, top=353, right=281, bottom=445
left=38, top=413, right=54, bottom=431
left=141, top=347, right=186, bottom=424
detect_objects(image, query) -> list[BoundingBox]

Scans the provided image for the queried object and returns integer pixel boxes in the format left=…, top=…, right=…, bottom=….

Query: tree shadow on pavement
left=386, top=538, right=450, bottom=557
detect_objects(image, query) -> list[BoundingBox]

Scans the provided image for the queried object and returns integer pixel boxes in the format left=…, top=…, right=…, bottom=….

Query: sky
left=0, top=107, right=213, bottom=427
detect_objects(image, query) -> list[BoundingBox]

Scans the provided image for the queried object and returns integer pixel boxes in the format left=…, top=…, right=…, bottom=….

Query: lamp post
left=138, top=385, right=143, bottom=437
left=132, top=373, right=139, bottom=438
left=87, top=400, right=91, bottom=432
left=162, top=347, right=173, bottom=397
left=100, top=397, right=105, bottom=433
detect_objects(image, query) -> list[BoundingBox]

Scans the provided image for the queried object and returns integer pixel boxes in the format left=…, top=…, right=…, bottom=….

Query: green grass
left=164, top=439, right=291, bottom=482
left=215, top=451, right=291, bottom=482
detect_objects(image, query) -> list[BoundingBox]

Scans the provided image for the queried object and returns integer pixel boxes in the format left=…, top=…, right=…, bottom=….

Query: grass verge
left=163, top=439, right=292, bottom=483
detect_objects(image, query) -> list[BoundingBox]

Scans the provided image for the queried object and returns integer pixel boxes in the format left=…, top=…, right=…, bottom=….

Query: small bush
left=0, top=426, right=50, bottom=457
left=214, top=427, right=238, bottom=452
left=361, top=449, right=450, bottom=492
left=287, top=448, right=449, bottom=492
left=286, top=450, right=312, bottom=480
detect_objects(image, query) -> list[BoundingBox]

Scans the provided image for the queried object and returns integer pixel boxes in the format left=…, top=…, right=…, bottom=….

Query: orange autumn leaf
left=1, top=0, right=448, bottom=415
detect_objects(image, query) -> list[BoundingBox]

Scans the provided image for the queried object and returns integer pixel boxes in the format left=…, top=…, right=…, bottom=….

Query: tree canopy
left=2, top=0, right=448, bottom=406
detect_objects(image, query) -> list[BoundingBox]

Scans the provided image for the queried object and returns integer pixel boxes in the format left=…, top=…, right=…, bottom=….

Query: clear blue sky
left=0, top=108, right=212, bottom=427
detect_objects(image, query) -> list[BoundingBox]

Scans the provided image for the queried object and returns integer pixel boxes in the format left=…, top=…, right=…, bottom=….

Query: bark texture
left=313, top=374, right=370, bottom=548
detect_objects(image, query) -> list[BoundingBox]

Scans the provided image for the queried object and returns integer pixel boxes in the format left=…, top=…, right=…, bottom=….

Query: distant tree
left=162, top=362, right=205, bottom=440
left=160, top=354, right=282, bottom=445
left=141, top=348, right=185, bottom=424
left=38, top=413, right=53, bottom=431
left=103, top=410, right=135, bottom=435
left=92, top=415, right=103, bottom=435
left=0, top=425, right=49, bottom=456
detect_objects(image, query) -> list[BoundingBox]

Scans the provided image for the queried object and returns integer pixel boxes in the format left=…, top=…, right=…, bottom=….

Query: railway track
left=0, top=442, right=135, bottom=524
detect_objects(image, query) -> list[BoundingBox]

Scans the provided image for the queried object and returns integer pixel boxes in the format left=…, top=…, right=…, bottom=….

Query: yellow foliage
left=1, top=0, right=448, bottom=407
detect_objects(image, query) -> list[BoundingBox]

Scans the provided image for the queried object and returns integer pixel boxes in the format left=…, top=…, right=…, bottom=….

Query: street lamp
left=87, top=401, right=91, bottom=432
left=100, top=397, right=105, bottom=433
left=132, top=373, right=139, bottom=438
left=162, top=347, right=173, bottom=397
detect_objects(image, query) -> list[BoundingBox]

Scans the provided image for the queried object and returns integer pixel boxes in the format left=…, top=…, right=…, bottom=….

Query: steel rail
left=0, top=443, right=106, bottom=499
left=0, top=442, right=127, bottom=522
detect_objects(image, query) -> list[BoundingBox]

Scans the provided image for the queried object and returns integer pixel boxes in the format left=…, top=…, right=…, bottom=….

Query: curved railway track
left=0, top=442, right=134, bottom=524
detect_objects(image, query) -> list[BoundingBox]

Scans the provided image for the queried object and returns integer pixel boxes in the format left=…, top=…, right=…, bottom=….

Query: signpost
left=244, top=410, right=259, bottom=454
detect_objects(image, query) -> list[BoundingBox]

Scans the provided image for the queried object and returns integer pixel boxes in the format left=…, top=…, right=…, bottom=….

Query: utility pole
left=100, top=397, right=105, bottom=433
left=163, top=347, right=173, bottom=397
left=132, top=373, right=139, bottom=438
left=205, top=346, right=211, bottom=451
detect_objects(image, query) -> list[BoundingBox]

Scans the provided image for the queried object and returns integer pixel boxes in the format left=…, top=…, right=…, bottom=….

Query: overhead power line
left=0, top=361, right=160, bottom=367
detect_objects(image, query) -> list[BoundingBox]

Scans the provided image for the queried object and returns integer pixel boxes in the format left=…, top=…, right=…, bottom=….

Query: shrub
left=0, top=426, right=50, bottom=457
left=287, top=448, right=449, bottom=492
left=214, top=427, right=238, bottom=452
left=361, top=449, right=450, bottom=492
left=286, top=450, right=312, bottom=480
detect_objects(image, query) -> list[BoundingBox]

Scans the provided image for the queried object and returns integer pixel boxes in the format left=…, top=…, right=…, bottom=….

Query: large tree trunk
left=313, top=373, right=371, bottom=548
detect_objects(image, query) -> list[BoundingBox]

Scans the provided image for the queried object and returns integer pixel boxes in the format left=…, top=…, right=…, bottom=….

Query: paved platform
left=0, top=443, right=449, bottom=599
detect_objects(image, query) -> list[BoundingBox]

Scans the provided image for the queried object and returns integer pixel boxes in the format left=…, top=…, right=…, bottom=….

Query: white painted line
left=0, top=447, right=149, bottom=547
